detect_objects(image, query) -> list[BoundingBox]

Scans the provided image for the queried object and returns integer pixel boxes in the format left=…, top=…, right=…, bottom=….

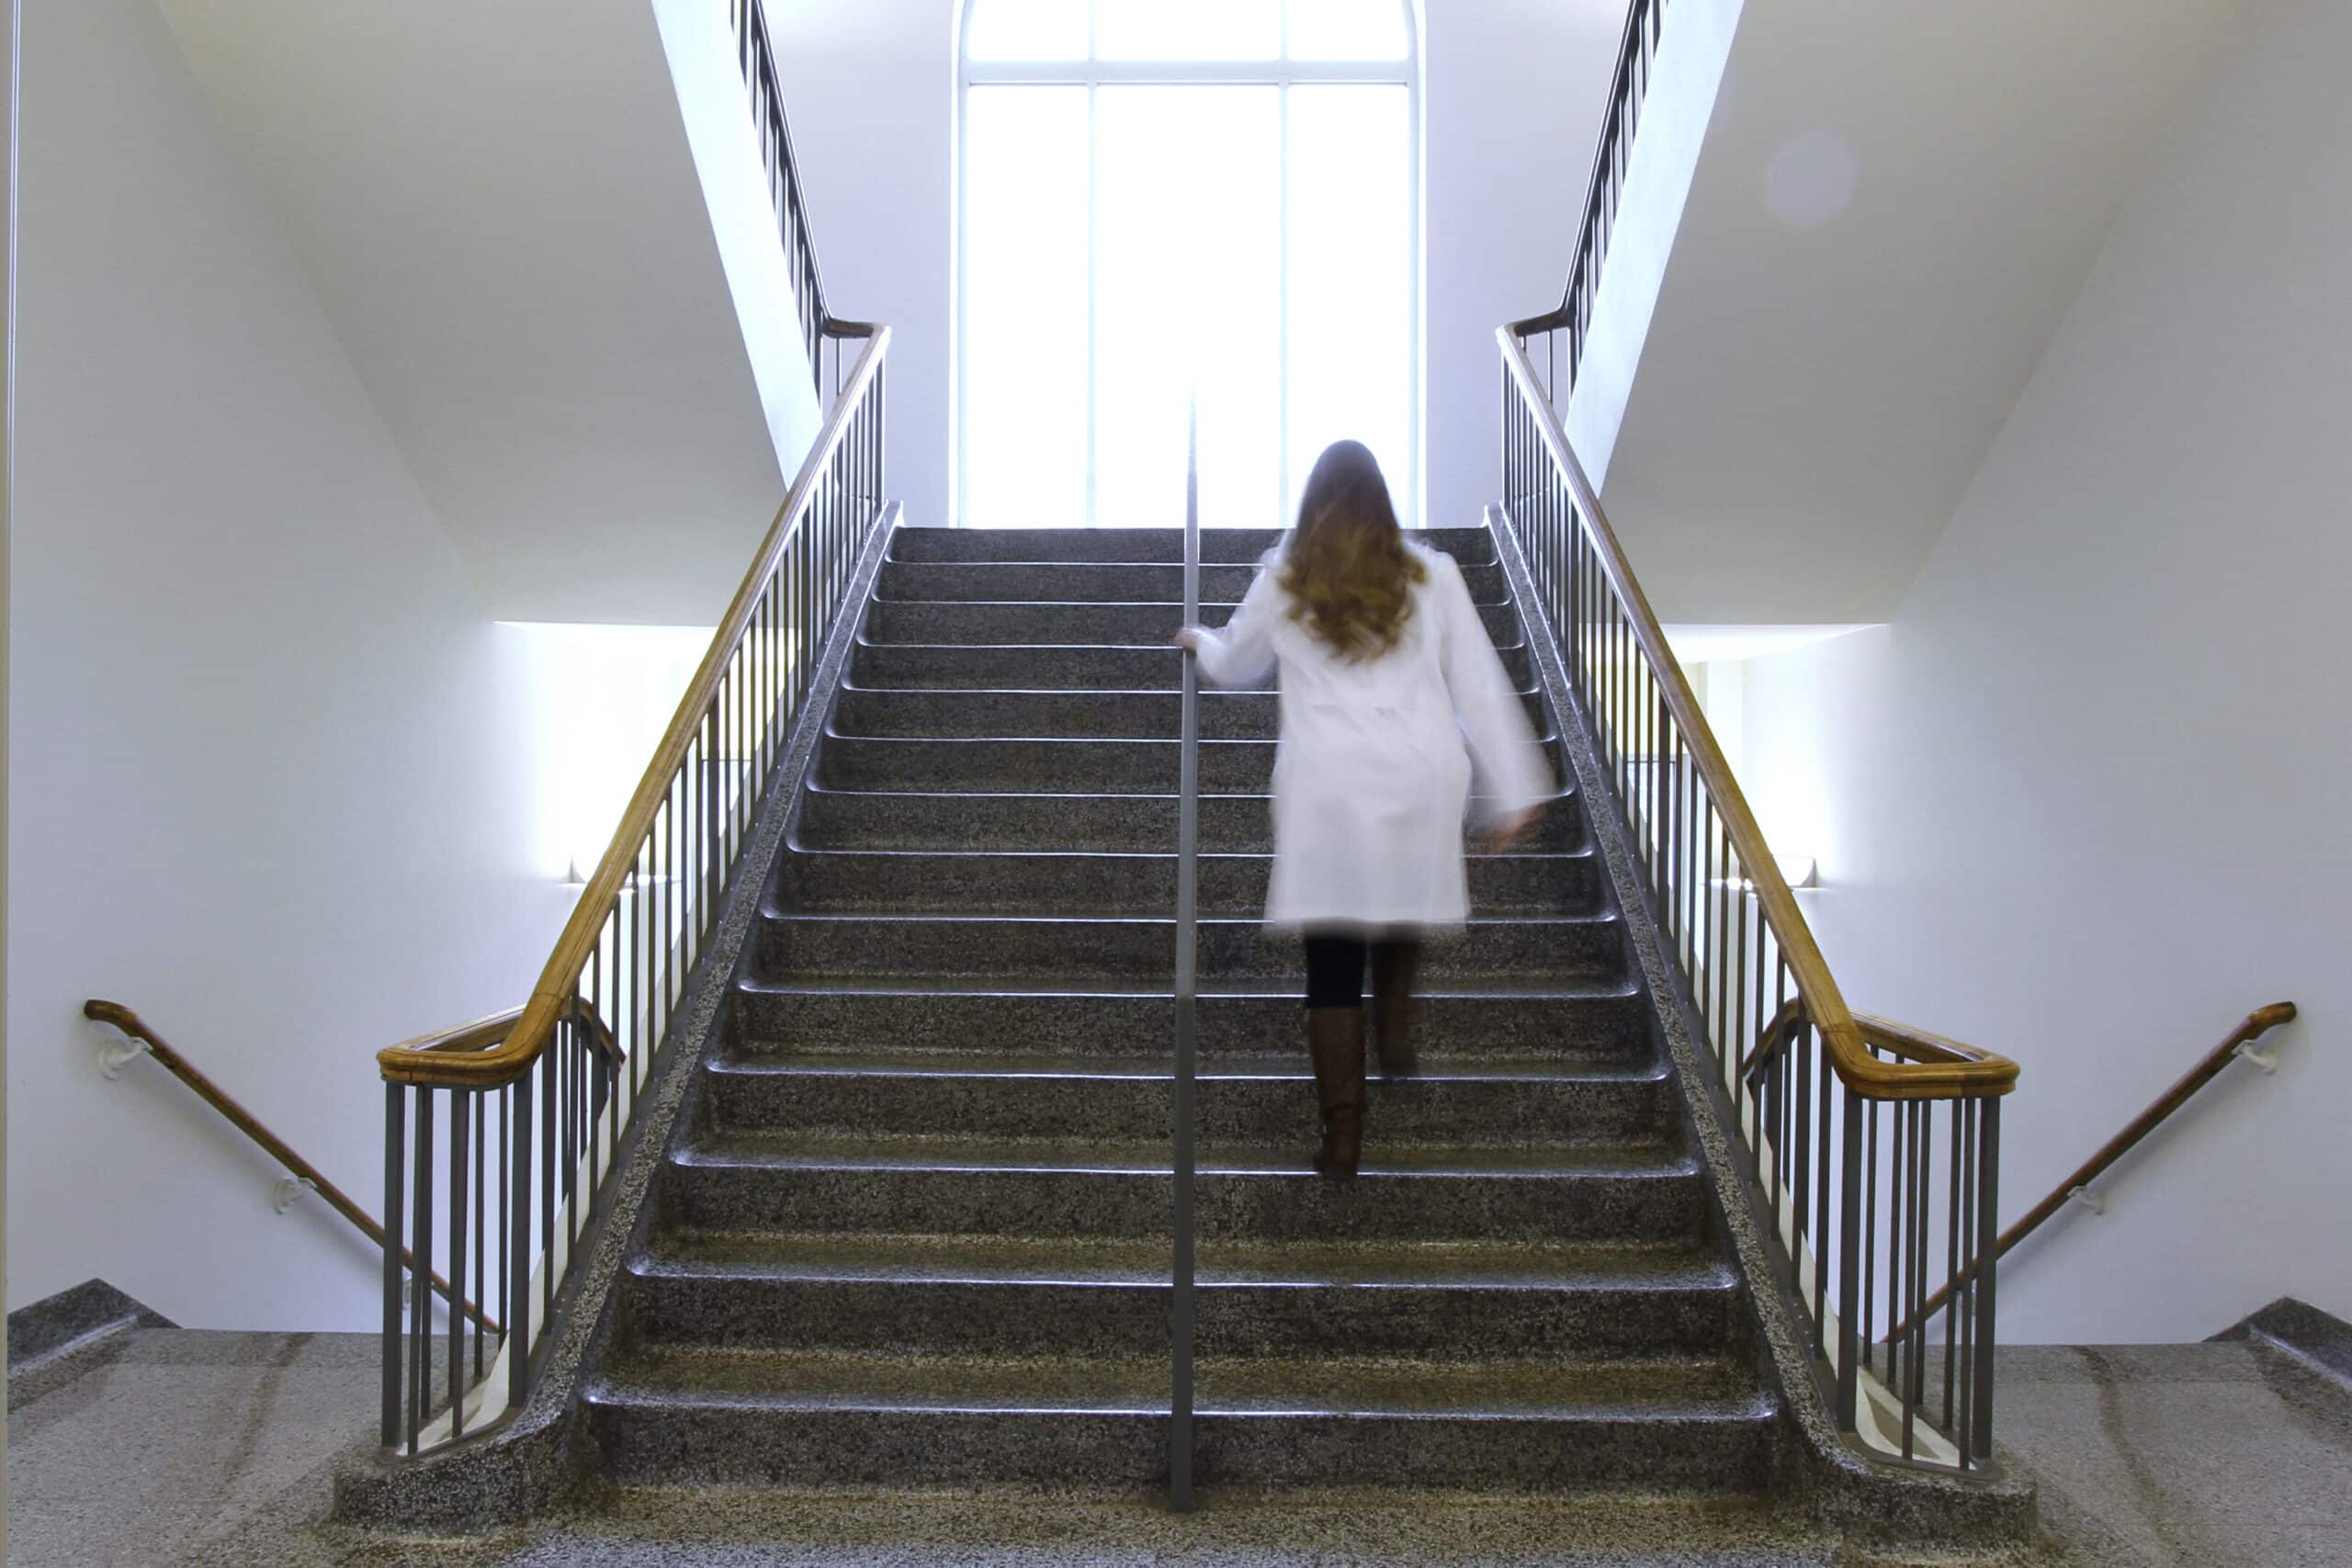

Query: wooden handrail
left=1896, top=1002, right=2296, bottom=1336
left=1744, top=1003, right=2019, bottom=1100
left=85, top=1000, right=498, bottom=1334
left=377, top=325, right=890, bottom=1092
left=1498, top=324, right=2015, bottom=1104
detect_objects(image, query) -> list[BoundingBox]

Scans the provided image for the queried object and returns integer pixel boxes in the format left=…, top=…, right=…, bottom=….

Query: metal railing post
left=381, top=1083, right=405, bottom=1449
left=1971, top=1098, right=2000, bottom=1461
left=1169, top=394, right=1202, bottom=1513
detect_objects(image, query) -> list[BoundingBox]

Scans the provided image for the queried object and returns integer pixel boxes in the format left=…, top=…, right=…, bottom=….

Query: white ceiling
left=1596, top=0, right=2239, bottom=625
left=155, top=0, right=798, bottom=623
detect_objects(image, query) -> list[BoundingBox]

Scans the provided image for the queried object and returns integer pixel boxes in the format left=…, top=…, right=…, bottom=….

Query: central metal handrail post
left=1169, top=395, right=1202, bottom=1513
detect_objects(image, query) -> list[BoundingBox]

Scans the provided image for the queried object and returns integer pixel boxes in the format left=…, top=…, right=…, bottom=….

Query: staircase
left=582, top=520, right=1785, bottom=1495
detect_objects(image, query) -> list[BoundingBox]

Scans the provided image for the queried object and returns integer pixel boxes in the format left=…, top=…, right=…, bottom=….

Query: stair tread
left=704, top=1047, right=1667, bottom=1086
left=842, top=677, right=1543, bottom=695
left=588, top=1348, right=1774, bottom=1420
left=758, top=910, right=1617, bottom=932
left=732, top=976, right=1644, bottom=1003
left=634, top=1232, right=1736, bottom=1292
left=798, top=784, right=1577, bottom=805
left=676, top=1132, right=1693, bottom=1178
left=778, top=846, right=1589, bottom=866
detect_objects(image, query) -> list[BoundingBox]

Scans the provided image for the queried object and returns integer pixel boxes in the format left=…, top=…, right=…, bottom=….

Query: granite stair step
left=864, top=599, right=1523, bottom=648
left=728, top=982, right=1656, bottom=1064
left=582, top=1348, right=1776, bottom=1491
left=697, top=1048, right=1675, bottom=1146
left=830, top=686, right=1548, bottom=742
left=771, top=846, right=1604, bottom=917
left=618, top=1234, right=1745, bottom=1361
left=752, top=913, right=1627, bottom=987
left=792, top=787, right=1585, bottom=853
left=888, top=525, right=1497, bottom=566
left=847, top=637, right=1536, bottom=692
left=662, top=1134, right=1705, bottom=1245
left=814, top=734, right=1563, bottom=794
left=876, top=558, right=1510, bottom=606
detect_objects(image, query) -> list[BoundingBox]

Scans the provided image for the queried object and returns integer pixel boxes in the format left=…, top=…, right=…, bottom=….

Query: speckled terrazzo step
left=770, top=846, right=1605, bottom=917
left=662, top=1134, right=1706, bottom=1245
left=696, top=1050, right=1676, bottom=1146
left=876, top=559, right=1512, bottom=606
left=848, top=637, right=1539, bottom=692
left=582, top=1349, right=1777, bottom=1492
left=582, top=518, right=1783, bottom=1505
left=865, top=599, right=1525, bottom=648
left=887, top=525, right=1498, bottom=566
left=792, top=786, right=1587, bottom=853
left=726, top=982, right=1657, bottom=1063
left=752, top=913, right=1628, bottom=987
left=831, top=685, right=1549, bottom=743
left=815, top=732, right=1564, bottom=794
left=616, top=1235, right=1745, bottom=1361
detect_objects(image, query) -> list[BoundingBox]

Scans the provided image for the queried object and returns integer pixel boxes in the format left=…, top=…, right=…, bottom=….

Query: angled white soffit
left=1586, top=0, right=2237, bottom=625
left=156, top=0, right=820, bottom=624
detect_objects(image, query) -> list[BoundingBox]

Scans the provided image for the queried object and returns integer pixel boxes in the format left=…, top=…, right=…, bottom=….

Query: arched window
left=958, top=0, right=1419, bottom=528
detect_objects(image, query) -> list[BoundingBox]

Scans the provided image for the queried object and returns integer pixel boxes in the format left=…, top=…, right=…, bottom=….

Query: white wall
left=7, top=0, right=571, bottom=1328
left=765, top=0, right=1622, bottom=529
left=764, top=0, right=955, bottom=528
left=154, top=0, right=816, bottom=625
left=1422, top=0, right=1623, bottom=526
left=1731, top=0, right=2351, bottom=1341
left=1591, top=0, right=2233, bottom=626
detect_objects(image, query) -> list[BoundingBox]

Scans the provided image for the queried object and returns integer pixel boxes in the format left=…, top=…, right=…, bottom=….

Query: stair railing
left=1168, top=396, right=1203, bottom=1512
left=1497, top=325, right=2019, bottom=1471
left=1515, top=0, right=1668, bottom=407
left=84, top=1000, right=492, bottom=1335
left=732, top=0, right=866, bottom=395
left=374, top=324, right=888, bottom=1459
left=1894, top=1002, right=2297, bottom=1341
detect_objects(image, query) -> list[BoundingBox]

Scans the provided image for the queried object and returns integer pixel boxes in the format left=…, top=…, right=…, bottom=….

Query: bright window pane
left=964, top=0, right=1089, bottom=62
left=1287, top=85, right=1411, bottom=522
left=965, top=87, right=1091, bottom=527
left=1288, top=0, right=1409, bottom=60
left=1096, top=0, right=1279, bottom=62
left=1096, top=87, right=1283, bottom=527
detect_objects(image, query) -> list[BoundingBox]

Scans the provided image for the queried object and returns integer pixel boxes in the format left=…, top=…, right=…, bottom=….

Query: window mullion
left=1085, top=83, right=1100, bottom=528
left=1277, top=85, right=1291, bottom=528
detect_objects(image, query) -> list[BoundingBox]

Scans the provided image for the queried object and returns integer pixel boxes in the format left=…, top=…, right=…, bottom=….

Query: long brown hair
left=1278, top=440, right=1425, bottom=660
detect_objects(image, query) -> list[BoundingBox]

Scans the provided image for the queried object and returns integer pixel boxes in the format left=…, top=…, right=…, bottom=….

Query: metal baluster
left=1973, top=1097, right=2000, bottom=1461
left=1836, top=1088, right=1864, bottom=1430
left=448, top=1092, right=469, bottom=1438
left=1944, top=1097, right=1963, bottom=1434
left=408, top=1090, right=433, bottom=1456
left=539, top=1041, right=557, bottom=1331
left=472, top=1089, right=486, bottom=1382
left=509, top=1069, right=534, bottom=1409
left=381, top=1084, right=406, bottom=1449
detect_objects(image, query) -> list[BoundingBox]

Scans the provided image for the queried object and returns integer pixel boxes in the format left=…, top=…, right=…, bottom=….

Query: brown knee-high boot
left=1305, top=1006, right=1366, bottom=1179
left=1370, top=941, right=1422, bottom=1082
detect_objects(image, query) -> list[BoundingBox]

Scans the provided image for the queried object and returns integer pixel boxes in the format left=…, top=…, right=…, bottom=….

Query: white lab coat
left=1192, top=543, right=1553, bottom=933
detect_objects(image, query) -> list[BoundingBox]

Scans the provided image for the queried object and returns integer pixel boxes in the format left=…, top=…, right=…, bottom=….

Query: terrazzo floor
left=6, top=1331, right=2347, bottom=1566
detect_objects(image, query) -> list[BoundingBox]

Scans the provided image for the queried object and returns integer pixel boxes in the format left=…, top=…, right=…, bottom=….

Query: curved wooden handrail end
left=85, top=997, right=143, bottom=1034
left=1850, top=1013, right=2020, bottom=1100
left=2245, top=1001, right=2298, bottom=1035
